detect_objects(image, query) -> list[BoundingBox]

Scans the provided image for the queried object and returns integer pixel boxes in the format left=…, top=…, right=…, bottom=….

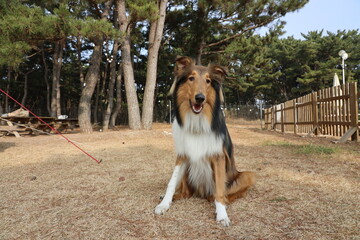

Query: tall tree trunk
left=50, top=41, right=59, bottom=116
left=141, top=0, right=168, bottom=129
left=5, top=68, right=11, bottom=113
left=50, top=39, right=64, bottom=117
left=56, top=77, right=61, bottom=116
left=110, top=71, right=122, bottom=128
left=78, top=38, right=103, bottom=133
left=77, top=36, right=85, bottom=86
left=93, top=80, right=100, bottom=123
left=95, top=50, right=109, bottom=124
left=0, top=70, right=2, bottom=115
left=194, top=6, right=208, bottom=65
left=21, top=74, right=28, bottom=106
left=94, top=47, right=109, bottom=124
left=41, top=46, right=51, bottom=115
left=117, top=0, right=141, bottom=130
left=78, top=0, right=112, bottom=133
left=195, top=38, right=205, bottom=65
left=103, top=40, right=119, bottom=130
left=21, top=69, right=35, bottom=106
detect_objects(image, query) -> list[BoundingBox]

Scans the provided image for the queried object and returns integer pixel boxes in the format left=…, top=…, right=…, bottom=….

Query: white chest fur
left=172, top=114, right=223, bottom=196
left=172, top=115, right=223, bottom=158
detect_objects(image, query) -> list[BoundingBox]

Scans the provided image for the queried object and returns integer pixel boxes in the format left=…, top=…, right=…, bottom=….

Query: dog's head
left=169, top=56, right=227, bottom=121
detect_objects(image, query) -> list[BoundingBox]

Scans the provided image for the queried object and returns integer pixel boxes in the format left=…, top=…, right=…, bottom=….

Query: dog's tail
left=226, top=171, right=256, bottom=203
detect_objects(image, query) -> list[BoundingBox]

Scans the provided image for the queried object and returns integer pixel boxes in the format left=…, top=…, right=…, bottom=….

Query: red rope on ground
left=0, top=88, right=102, bottom=164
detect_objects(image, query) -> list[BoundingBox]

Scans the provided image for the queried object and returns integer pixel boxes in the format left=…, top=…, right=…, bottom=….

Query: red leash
left=0, top=88, right=102, bottom=164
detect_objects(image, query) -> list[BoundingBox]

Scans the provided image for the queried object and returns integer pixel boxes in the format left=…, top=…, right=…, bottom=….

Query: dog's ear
left=169, top=56, right=194, bottom=96
left=209, top=65, right=228, bottom=103
left=175, top=56, right=193, bottom=76
left=209, top=64, right=228, bottom=83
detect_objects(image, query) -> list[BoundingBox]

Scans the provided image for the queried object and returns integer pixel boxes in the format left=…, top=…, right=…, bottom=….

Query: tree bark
left=50, top=39, right=64, bottom=117
left=94, top=43, right=110, bottom=124
left=78, top=38, right=103, bottom=133
left=5, top=68, right=11, bottom=113
left=195, top=38, right=205, bottom=65
left=103, top=40, right=119, bottom=130
left=41, top=46, right=51, bottom=115
left=76, top=36, right=85, bottom=86
left=117, top=0, right=142, bottom=129
left=21, top=69, right=35, bottom=106
left=93, top=78, right=100, bottom=123
left=110, top=71, right=122, bottom=128
left=141, top=0, right=168, bottom=129
left=78, top=1, right=112, bottom=133
left=21, top=74, right=28, bottom=106
left=56, top=75, right=61, bottom=116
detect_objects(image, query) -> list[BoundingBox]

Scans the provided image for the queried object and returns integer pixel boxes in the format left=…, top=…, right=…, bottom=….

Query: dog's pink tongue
left=194, top=104, right=201, bottom=110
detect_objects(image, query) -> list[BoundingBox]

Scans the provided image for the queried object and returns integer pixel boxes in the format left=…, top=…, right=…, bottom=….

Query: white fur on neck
left=172, top=114, right=223, bottom=159
left=172, top=114, right=223, bottom=196
left=183, top=112, right=212, bottom=134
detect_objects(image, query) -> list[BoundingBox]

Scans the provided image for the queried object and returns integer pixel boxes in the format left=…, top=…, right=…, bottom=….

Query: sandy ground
left=0, top=121, right=359, bottom=240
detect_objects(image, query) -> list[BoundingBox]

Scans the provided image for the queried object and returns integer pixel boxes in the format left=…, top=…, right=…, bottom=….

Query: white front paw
left=217, top=215, right=231, bottom=227
left=155, top=203, right=170, bottom=215
left=215, top=200, right=230, bottom=226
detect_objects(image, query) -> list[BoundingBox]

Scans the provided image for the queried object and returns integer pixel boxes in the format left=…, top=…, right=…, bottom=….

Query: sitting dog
left=155, top=56, right=255, bottom=226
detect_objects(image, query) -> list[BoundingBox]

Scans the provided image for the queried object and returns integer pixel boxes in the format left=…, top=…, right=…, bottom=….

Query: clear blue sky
left=270, top=0, right=360, bottom=39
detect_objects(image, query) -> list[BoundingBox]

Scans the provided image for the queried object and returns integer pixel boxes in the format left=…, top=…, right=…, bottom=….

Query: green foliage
left=79, top=17, right=119, bottom=41
left=0, top=40, right=31, bottom=69
left=163, top=0, right=309, bottom=104
left=263, top=141, right=338, bottom=155
left=296, top=144, right=338, bottom=155
left=257, top=30, right=360, bottom=104
left=263, top=140, right=295, bottom=147
left=269, top=196, right=289, bottom=202
left=1, top=0, right=359, bottom=123
left=128, top=0, right=159, bottom=22
left=0, top=0, right=47, bottom=68
left=0, top=0, right=119, bottom=69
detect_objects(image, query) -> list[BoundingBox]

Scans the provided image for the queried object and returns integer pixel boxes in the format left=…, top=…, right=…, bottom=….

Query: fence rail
left=264, top=82, right=359, bottom=142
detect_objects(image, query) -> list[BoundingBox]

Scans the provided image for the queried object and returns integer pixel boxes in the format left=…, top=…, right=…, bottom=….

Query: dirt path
left=1, top=123, right=359, bottom=240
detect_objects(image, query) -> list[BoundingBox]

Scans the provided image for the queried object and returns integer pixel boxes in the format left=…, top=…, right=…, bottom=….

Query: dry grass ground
left=0, top=122, right=359, bottom=240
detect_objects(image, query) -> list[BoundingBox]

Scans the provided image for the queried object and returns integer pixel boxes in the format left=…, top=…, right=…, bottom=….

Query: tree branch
left=202, top=50, right=226, bottom=55
left=24, top=49, right=43, bottom=59
left=204, top=19, right=276, bottom=49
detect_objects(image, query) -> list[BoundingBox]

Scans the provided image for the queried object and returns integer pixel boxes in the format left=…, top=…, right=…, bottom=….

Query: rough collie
left=155, top=56, right=255, bottom=226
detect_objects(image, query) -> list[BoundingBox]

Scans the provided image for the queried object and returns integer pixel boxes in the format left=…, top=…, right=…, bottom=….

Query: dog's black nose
left=195, top=93, right=205, bottom=104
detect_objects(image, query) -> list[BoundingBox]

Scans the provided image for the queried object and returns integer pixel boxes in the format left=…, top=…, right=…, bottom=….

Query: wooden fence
left=264, top=82, right=359, bottom=142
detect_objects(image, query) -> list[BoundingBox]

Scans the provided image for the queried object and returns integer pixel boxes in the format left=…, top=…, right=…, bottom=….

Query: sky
left=269, top=0, right=360, bottom=39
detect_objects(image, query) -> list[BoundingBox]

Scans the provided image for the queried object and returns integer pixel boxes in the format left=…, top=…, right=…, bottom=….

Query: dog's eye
left=188, top=76, right=195, bottom=81
left=206, top=79, right=211, bottom=84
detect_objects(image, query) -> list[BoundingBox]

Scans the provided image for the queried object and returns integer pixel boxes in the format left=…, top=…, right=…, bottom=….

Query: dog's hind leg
left=226, top=171, right=255, bottom=203
left=155, top=156, right=187, bottom=215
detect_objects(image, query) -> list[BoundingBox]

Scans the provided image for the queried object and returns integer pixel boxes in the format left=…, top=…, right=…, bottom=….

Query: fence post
left=271, top=106, right=275, bottom=130
left=169, top=100, right=172, bottom=123
left=349, top=82, right=359, bottom=141
left=260, top=100, right=263, bottom=129
left=293, top=99, right=297, bottom=134
left=312, top=92, right=319, bottom=135
left=281, top=103, right=284, bottom=133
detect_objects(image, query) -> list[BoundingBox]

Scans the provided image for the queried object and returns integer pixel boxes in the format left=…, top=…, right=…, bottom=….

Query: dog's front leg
left=155, top=156, right=186, bottom=215
left=212, top=155, right=231, bottom=227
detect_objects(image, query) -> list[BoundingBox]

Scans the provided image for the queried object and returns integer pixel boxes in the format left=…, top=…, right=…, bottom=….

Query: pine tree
left=142, top=0, right=168, bottom=130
